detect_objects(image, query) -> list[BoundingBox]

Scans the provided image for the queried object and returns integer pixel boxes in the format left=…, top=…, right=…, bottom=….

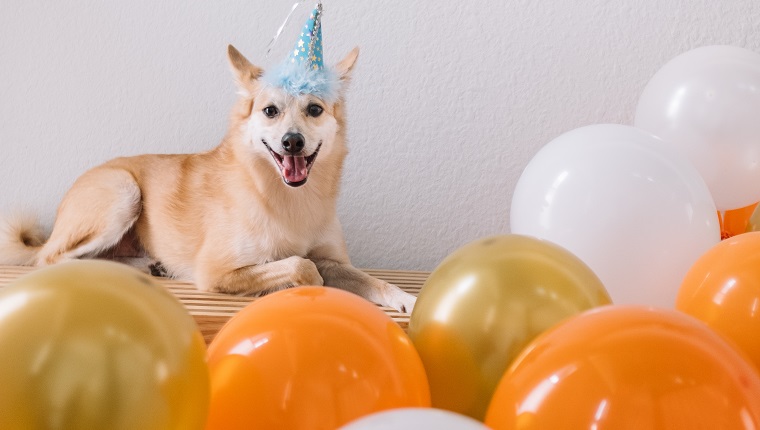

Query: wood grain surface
left=0, top=265, right=428, bottom=344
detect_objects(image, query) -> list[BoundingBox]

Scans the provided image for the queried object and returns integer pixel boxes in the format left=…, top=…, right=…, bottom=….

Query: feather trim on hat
left=262, top=61, right=341, bottom=102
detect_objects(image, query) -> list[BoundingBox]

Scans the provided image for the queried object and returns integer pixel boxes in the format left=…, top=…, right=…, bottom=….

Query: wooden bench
left=0, top=265, right=428, bottom=344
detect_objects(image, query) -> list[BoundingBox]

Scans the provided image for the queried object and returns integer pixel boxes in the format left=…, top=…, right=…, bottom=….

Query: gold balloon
left=408, top=235, right=611, bottom=420
left=0, top=260, right=209, bottom=430
left=746, top=202, right=760, bottom=233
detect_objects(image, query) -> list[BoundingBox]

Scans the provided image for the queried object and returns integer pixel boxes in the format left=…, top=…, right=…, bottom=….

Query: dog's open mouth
left=262, top=140, right=322, bottom=187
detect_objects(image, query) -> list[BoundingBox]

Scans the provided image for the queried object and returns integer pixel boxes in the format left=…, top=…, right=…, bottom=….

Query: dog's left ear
left=335, top=47, right=359, bottom=83
left=227, top=45, right=263, bottom=95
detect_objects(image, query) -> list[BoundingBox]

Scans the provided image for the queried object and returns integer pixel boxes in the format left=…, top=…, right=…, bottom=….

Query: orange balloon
left=485, top=306, right=760, bottom=429
left=677, top=232, right=760, bottom=371
left=720, top=201, right=759, bottom=238
left=205, top=287, right=430, bottom=430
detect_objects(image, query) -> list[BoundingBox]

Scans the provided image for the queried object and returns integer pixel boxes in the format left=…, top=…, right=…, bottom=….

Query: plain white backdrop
left=1, top=1, right=759, bottom=271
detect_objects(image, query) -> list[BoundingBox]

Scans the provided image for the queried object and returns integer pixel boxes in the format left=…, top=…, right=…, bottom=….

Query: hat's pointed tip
left=287, top=3, right=324, bottom=71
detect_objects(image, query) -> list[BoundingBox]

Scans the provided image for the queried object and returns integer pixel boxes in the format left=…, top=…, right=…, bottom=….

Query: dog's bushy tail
left=0, top=212, right=47, bottom=266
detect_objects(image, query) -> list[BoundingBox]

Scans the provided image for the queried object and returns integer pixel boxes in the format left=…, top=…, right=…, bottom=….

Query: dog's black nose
left=282, top=132, right=305, bottom=154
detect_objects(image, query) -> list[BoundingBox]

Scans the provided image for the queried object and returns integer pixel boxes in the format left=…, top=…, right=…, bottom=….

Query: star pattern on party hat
left=288, top=3, right=324, bottom=71
left=263, top=1, right=339, bottom=101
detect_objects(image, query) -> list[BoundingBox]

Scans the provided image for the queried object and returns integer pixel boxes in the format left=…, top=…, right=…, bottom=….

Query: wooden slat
left=0, top=265, right=428, bottom=344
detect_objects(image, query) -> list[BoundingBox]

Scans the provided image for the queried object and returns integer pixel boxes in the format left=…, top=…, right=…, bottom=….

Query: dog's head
left=226, top=45, right=358, bottom=189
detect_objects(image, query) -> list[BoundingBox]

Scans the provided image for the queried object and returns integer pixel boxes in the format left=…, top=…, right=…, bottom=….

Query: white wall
left=1, top=0, right=759, bottom=271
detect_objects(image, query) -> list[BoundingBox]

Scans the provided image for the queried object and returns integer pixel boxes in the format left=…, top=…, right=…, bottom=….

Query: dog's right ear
left=227, top=45, right=263, bottom=95
left=335, top=47, right=359, bottom=83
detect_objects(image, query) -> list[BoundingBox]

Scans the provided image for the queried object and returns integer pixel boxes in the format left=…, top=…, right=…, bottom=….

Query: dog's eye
left=306, top=104, right=323, bottom=117
left=263, top=106, right=279, bottom=118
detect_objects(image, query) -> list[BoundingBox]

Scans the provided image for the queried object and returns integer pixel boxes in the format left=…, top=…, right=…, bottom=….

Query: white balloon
left=635, top=45, right=760, bottom=210
left=510, top=124, right=720, bottom=307
left=339, top=408, right=490, bottom=430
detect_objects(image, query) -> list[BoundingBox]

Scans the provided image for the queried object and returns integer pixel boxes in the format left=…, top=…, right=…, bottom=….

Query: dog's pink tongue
left=282, top=155, right=308, bottom=183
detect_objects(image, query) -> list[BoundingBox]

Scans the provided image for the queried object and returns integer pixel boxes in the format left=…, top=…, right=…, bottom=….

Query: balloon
left=511, top=124, right=720, bottom=307
left=745, top=202, right=760, bottom=233
left=485, top=306, right=760, bottom=429
left=408, top=235, right=611, bottom=420
left=720, top=201, right=758, bottom=238
left=0, top=260, right=209, bottom=430
left=677, top=232, right=760, bottom=371
left=205, top=286, right=430, bottom=430
left=635, top=45, right=760, bottom=210
left=340, top=408, right=489, bottom=430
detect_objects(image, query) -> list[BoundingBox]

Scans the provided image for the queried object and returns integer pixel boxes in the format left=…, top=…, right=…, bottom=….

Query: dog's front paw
left=383, top=284, right=417, bottom=314
left=284, top=256, right=324, bottom=287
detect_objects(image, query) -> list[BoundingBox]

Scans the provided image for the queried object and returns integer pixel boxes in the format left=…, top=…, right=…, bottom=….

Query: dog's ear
left=335, top=47, right=359, bottom=83
left=227, top=45, right=263, bottom=94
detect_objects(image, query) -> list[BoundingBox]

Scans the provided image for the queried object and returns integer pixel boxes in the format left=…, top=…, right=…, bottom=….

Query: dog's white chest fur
left=233, top=221, right=316, bottom=264
left=229, top=193, right=331, bottom=266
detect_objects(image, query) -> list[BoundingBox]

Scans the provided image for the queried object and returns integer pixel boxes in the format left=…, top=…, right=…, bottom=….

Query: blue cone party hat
left=289, top=4, right=324, bottom=70
left=263, top=2, right=339, bottom=101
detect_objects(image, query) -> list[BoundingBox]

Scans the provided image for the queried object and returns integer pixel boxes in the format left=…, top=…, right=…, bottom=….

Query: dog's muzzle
left=262, top=135, right=322, bottom=188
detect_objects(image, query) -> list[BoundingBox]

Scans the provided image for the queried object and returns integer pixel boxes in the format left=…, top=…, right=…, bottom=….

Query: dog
left=0, top=45, right=416, bottom=313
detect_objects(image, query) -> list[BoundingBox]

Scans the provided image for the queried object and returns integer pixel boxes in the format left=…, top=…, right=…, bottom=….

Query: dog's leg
left=306, top=220, right=417, bottom=312
left=195, top=256, right=324, bottom=296
left=36, top=166, right=141, bottom=265
left=313, top=259, right=417, bottom=313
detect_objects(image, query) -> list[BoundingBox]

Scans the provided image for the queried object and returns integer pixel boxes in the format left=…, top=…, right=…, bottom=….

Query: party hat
left=263, top=2, right=339, bottom=101
left=288, top=4, right=324, bottom=70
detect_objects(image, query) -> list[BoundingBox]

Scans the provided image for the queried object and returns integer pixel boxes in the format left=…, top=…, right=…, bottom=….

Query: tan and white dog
left=0, top=45, right=416, bottom=312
